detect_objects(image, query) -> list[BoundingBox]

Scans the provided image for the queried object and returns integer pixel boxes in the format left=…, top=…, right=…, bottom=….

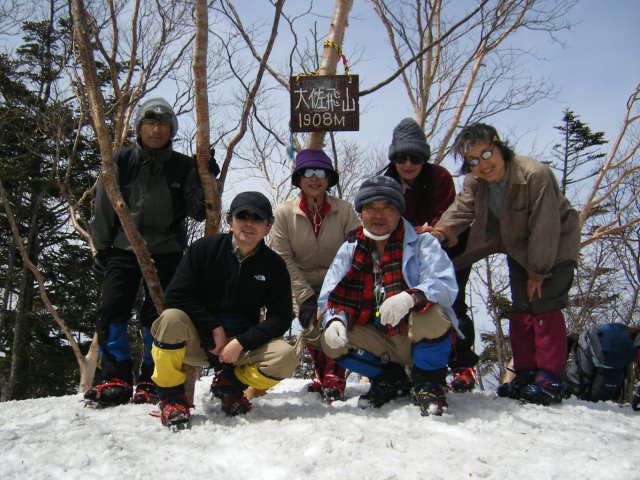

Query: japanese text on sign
left=290, top=75, right=359, bottom=132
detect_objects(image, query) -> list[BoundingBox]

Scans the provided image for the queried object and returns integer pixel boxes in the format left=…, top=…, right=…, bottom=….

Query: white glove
left=379, top=291, right=415, bottom=327
left=324, top=320, right=348, bottom=349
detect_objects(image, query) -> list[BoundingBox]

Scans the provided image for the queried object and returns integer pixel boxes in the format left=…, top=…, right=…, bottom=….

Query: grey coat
left=91, top=141, right=205, bottom=255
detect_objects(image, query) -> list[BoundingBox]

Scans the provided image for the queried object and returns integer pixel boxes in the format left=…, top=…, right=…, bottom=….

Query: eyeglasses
left=302, top=168, right=327, bottom=179
left=465, top=145, right=495, bottom=168
left=234, top=211, right=266, bottom=223
left=141, top=118, right=171, bottom=129
left=391, top=154, right=423, bottom=165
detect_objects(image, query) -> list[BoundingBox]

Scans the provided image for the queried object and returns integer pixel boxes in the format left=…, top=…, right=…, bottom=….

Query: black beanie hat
left=388, top=118, right=430, bottom=161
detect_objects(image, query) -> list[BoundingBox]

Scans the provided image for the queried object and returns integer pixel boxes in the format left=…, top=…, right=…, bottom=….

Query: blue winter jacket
left=318, top=218, right=461, bottom=336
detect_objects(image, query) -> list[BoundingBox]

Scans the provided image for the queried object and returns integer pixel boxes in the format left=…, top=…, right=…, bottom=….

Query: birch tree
left=369, top=0, right=574, bottom=161
left=193, top=0, right=221, bottom=234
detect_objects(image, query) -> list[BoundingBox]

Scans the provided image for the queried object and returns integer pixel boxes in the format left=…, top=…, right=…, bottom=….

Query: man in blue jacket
left=318, top=176, right=459, bottom=416
left=150, top=191, right=297, bottom=428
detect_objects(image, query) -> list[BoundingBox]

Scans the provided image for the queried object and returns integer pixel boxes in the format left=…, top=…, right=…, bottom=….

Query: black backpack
left=564, top=323, right=635, bottom=402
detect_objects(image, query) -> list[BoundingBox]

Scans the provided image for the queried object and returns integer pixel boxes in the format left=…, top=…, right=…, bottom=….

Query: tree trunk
left=78, top=334, right=100, bottom=393
left=0, top=236, right=17, bottom=336
left=483, top=258, right=509, bottom=381
left=6, top=191, right=42, bottom=400
left=71, top=0, right=164, bottom=315
left=193, top=0, right=221, bottom=235
left=305, top=0, right=354, bottom=150
left=0, top=176, right=100, bottom=397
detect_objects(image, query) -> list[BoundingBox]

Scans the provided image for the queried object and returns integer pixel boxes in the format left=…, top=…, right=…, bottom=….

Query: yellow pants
left=151, top=308, right=298, bottom=390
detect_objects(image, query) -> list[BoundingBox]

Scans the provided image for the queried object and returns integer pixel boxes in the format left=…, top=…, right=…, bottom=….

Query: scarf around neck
left=326, top=221, right=409, bottom=336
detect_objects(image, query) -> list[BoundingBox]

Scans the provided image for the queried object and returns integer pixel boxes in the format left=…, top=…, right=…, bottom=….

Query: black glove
left=91, top=250, right=109, bottom=277
left=207, top=148, right=220, bottom=178
left=193, top=148, right=220, bottom=178
left=298, top=295, right=318, bottom=329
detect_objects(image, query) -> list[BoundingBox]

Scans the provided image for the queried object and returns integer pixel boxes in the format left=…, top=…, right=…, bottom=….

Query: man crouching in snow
left=318, top=177, right=460, bottom=416
left=150, top=191, right=298, bottom=428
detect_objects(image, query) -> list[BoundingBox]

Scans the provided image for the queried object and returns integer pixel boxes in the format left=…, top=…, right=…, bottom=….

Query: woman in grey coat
left=427, top=123, right=580, bottom=406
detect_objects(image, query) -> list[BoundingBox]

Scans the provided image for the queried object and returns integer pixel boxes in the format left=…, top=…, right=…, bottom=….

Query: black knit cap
left=354, top=176, right=406, bottom=214
left=388, top=118, right=431, bottom=161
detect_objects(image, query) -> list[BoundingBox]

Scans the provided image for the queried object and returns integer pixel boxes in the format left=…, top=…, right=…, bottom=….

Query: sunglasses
left=234, top=211, right=266, bottom=223
left=141, top=118, right=171, bottom=129
left=302, top=168, right=327, bottom=179
left=465, top=145, right=495, bottom=168
left=392, top=154, right=423, bottom=165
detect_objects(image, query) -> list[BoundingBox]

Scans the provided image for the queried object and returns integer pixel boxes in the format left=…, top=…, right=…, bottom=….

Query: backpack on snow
left=564, top=323, right=635, bottom=402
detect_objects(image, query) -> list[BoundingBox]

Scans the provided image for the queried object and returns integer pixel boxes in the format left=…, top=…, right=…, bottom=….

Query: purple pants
left=510, top=310, right=567, bottom=376
left=507, top=258, right=574, bottom=377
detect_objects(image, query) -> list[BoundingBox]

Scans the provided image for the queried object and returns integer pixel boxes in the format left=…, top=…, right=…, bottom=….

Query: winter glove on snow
left=379, top=291, right=415, bottom=327
left=298, top=295, right=318, bottom=329
left=324, top=320, right=348, bottom=349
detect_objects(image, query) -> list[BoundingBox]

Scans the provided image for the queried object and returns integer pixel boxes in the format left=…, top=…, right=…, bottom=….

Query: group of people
left=84, top=96, right=582, bottom=428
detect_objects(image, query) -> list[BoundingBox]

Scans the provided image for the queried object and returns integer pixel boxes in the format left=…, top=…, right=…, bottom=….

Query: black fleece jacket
left=164, top=233, right=293, bottom=351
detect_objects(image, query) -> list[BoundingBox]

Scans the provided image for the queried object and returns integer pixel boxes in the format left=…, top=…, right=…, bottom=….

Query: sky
left=336, top=0, right=640, bottom=179
left=1, top=376, right=639, bottom=479
left=219, top=0, right=640, bottom=192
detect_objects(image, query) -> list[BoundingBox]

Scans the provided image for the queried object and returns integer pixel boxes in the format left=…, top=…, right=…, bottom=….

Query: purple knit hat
left=291, top=149, right=338, bottom=188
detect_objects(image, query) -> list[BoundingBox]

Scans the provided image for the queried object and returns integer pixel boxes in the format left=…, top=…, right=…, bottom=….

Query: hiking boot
left=159, top=395, right=191, bottom=429
left=520, top=371, right=569, bottom=406
left=210, top=369, right=251, bottom=415
left=221, top=393, right=252, bottom=416
left=306, top=380, right=323, bottom=394
left=496, top=370, right=536, bottom=400
left=321, top=374, right=346, bottom=403
left=358, top=377, right=409, bottom=409
left=132, top=381, right=158, bottom=404
left=450, top=367, right=477, bottom=393
left=84, top=378, right=133, bottom=407
left=210, top=370, right=244, bottom=399
left=412, top=382, right=448, bottom=416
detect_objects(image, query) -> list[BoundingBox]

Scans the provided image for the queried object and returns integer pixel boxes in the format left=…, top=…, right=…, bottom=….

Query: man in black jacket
left=151, top=191, right=297, bottom=428
left=85, top=97, right=205, bottom=407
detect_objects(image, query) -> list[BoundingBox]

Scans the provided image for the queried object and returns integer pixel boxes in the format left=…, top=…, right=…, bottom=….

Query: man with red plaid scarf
left=318, top=176, right=461, bottom=416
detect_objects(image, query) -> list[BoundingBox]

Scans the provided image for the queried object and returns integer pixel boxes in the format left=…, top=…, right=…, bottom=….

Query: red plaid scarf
left=326, top=221, right=409, bottom=336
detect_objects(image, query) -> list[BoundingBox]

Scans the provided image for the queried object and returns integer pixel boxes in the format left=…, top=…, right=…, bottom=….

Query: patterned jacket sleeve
left=317, top=241, right=354, bottom=328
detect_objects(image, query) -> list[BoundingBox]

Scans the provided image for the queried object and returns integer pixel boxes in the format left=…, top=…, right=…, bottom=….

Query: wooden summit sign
left=290, top=75, right=359, bottom=132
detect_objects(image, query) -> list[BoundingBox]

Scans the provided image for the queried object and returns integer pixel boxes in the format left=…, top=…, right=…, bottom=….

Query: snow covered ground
left=1, top=376, right=639, bottom=480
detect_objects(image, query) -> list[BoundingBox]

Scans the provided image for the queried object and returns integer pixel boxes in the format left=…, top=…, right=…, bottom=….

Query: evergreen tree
left=552, top=108, right=607, bottom=196
left=0, top=16, right=101, bottom=399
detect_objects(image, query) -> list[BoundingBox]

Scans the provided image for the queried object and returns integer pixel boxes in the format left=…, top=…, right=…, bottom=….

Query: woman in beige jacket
left=427, top=123, right=580, bottom=406
left=271, top=149, right=360, bottom=402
